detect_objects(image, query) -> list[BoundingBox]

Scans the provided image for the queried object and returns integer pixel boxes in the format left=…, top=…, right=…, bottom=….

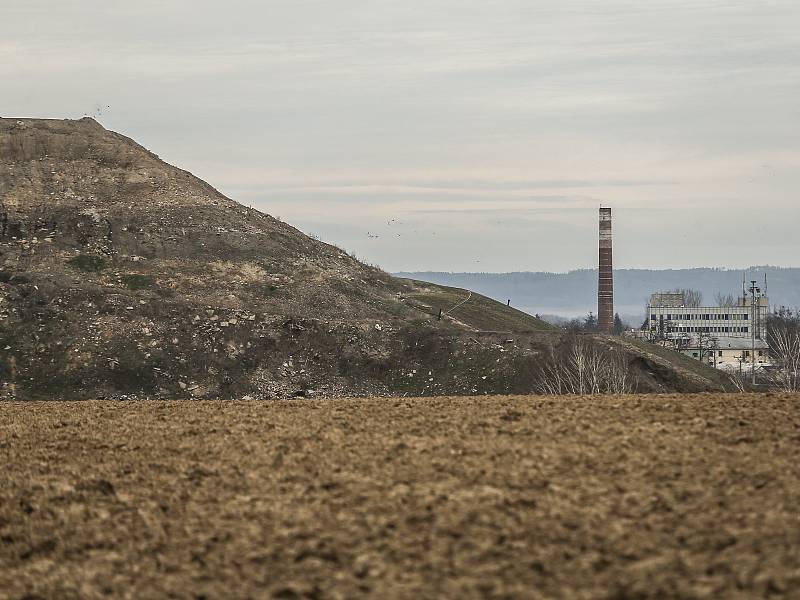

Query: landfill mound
left=0, top=118, right=727, bottom=399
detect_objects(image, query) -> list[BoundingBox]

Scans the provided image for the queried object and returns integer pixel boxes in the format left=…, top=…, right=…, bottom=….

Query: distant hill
left=394, top=268, right=800, bottom=322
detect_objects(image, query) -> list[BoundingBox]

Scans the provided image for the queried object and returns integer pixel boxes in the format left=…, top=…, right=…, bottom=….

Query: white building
left=646, top=290, right=770, bottom=371
left=647, top=293, right=767, bottom=339
left=683, top=336, right=770, bottom=371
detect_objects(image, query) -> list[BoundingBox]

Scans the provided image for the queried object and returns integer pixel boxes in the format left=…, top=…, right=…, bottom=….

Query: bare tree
left=714, top=292, right=737, bottom=307
left=606, top=352, right=632, bottom=394
left=694, top=331, right=718, bottom=364
left=673, top=288, right=703, bottom=307
left=766, top=308, right=800, bottom=392
left=539, top=348, right=566, bottom=395
left=536, top=337, right=637, bottom=395
left=726, top=371, right=746, bottom=393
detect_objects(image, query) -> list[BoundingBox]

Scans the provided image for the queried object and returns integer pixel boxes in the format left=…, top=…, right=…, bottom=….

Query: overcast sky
left=3, top=1, right=799, bottom=272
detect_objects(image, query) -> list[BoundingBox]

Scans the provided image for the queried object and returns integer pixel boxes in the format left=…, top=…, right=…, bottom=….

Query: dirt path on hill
left=1, top=394, right=799, bottom=599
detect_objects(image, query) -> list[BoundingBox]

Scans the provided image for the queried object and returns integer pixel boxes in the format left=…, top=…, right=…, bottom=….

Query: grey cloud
left=3, top=0, right=799, bottom=271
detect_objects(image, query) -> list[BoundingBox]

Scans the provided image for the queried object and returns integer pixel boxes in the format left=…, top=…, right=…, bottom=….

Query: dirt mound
left=1, top=394, right=798, bottom=597
left=0, top=118, right=727, bottom=399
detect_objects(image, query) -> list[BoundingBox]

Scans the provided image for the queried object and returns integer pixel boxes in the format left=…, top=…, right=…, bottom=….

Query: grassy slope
left=620, top=337, right=740, bottom=391
left=400, top=278, right=553, bottom=332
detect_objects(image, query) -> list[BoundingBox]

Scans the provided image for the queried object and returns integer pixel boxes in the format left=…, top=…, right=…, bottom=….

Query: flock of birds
left=366, top=218, right=439, bottom=240
left=365, top=219, right=482, bottom=263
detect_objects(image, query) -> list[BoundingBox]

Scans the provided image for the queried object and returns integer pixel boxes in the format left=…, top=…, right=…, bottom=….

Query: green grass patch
left=122, top=274, right=155, bottom=290
left=400, top=279, right=553, bottom=333
left=67, top=255, right=107, bottom=272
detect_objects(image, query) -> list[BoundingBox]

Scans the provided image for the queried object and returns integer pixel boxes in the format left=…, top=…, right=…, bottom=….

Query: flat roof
left=681, top=337, right=769, bottom=350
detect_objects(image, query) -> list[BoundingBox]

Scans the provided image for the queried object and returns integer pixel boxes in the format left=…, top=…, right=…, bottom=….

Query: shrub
left=67, top=255, right=106, bottom=272
left=122, top=274, right=154, bottom=290
left=0, top=271, right=29, bottom=284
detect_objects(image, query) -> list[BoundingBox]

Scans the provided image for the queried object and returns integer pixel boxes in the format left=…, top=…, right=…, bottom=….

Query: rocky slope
left=0, top=118, right=730, bottom=399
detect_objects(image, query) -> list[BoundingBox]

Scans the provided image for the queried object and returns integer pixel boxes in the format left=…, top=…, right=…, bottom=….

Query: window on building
left=744, top=351, right=750, bottom=357
left=743, top=314, right=748, bottom=320
left=651, top=314, right=656, bottom=321
left=692, top=352, right=698, bottom=357
left=758, top=350, right=763, bottom=356
left=743, top=327, right=748, bottom=333
left=719, top=351, right=723, bottom=357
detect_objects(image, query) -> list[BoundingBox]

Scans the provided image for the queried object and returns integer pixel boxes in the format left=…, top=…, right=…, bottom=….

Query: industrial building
left=596, top=205, right=771, bottom=375
left=690, top=337, right=770, bottom=371
left=645, top=283, right=771, bottom=372
left=647, top=296, right=767, bottom=339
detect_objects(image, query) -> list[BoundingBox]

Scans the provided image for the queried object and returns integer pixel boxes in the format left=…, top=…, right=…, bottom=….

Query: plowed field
left=2, top=394, right=799, bottom=599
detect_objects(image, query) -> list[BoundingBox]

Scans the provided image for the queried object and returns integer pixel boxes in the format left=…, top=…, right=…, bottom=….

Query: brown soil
left=2, top=394, right=799, bottom=599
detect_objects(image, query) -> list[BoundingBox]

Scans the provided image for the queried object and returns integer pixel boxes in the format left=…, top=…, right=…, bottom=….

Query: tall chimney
left=598, top=207, right=614, bottom=333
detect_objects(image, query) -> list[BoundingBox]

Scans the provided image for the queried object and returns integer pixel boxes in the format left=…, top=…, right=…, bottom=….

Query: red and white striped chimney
left=598, top=207, right=614, bottom=333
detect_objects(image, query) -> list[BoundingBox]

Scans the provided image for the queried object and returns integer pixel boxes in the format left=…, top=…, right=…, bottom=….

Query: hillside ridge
left=0, top=118, right=730, bottom=399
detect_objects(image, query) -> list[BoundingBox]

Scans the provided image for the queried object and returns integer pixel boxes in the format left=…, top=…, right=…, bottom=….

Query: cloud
left=4, top=0, right=800, bottom=271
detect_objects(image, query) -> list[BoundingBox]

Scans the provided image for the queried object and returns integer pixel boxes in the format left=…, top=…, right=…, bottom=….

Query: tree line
left=561, top=312, right=628, bottom=335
